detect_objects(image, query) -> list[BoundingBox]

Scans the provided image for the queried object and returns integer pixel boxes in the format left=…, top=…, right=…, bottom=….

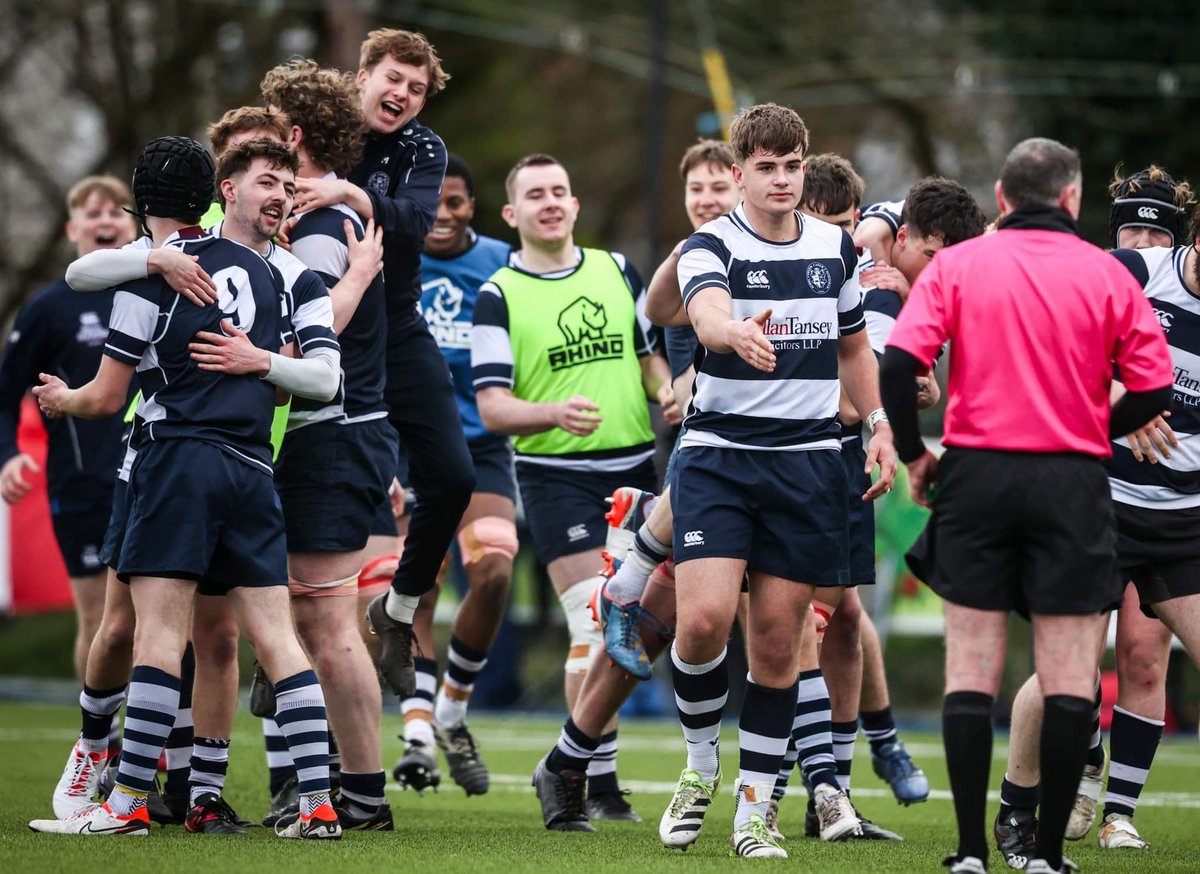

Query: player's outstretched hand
left=32, top=373, right=70, bottom=420
left=729, top=308, right=776, bottom=372
left=346, top=218, right=384, bottom=281
left=863, top=422, right=898, bottom=501
left=190, top=320, right=270, bottom=376
left=0, top=452, right=40, bottom=504
left=148, top=248, right=217, bottom=306
left=555, top=395, right=602, bottom=436
left=1126, top=411, right=1176, bottom=463
left=859, top=263, right=912, bottom=300
left=905, top=449, right=940, bottom=508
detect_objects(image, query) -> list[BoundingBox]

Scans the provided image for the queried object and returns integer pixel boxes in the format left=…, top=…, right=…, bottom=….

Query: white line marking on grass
left=436, top=774, right=1200, bottom=810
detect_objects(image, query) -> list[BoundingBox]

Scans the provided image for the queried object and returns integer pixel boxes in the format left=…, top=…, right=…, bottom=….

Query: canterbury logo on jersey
left=547, top=295, right=625, bottom=372
left=746, top=270, right=770, bottom=288
left=1138, top=206, right=1159, bottom=219
left=683, top=530, right=704, bottom=546
left=1156, top=309, right=1174, bottom=331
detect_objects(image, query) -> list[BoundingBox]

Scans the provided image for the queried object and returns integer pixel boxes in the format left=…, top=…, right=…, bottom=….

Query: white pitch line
left=412, top=773, right=1200, bottom=810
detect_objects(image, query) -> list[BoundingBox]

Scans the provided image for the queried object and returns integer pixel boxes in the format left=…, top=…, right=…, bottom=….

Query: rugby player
left=289, top=29, right=475, bottom=701
left=663, top=103, right=896, bottom=858
left=533, top=140, right=738, bottom=832
left=768, top=164, right=984, bottom=840
left=29, top=136, right=342, bottom=839
left=0, top=177, right=137, bottom=685
left=474, top=153, right=671, bottom=822
left=393, top=154, right=512, bottom=796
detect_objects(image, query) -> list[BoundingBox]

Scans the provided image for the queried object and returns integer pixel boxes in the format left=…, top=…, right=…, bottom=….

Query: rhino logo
left=557, top=296, right=607, bottom=344
left=423, top=277, right=463, bottom=323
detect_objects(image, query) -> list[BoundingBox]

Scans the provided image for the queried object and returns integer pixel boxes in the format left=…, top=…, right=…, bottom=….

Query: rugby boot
left=812, top=783, right=862, bottom=841
left=660, top=767, right=720, bottom=849
left=185, top=792, right=246, bottom=835
left=248, top=661, right=275, bottom=718
left=532, top=755, right=594, bottom=832
left=994, top=806, right=1037, bottom=869
left=393, top=738, right=441, bottom=793
left=51, top=740, right=106, bottom=819
left=590, top=580, right=654, bottom=680
left=602, top=487, right=658, bottom=563
left=433, top=720, right=488, bottom=796
left=942, top=856, right=988, bottom=874
left=366, top=593, right=417, bottom=698
left=261, top=775, right=299, bottom=827
left=29, top=801, right=150, bottom=836
left=849, top=805, right=903, bottom=841
left=1024, top=857, right=1080, bottom=873
left=730, top=813, right=787, bottom=858
left=764, top=797, right=785, bottom=841
left=1065, top=745, right=1105, bottom=840
left=274, top=798, right=342, bottom=840
left=332, top=795, right=394, bottom=831
left=871, top=740, right=930, bottom=804
left=1097, top=812, right=1149, bottom=849
left=586, top=789, right=642, bottom=822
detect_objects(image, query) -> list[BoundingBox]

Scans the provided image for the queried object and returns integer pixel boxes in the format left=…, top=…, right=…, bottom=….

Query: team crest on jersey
left=806, top=262, right=833, bottom=295
left=548, top=296, right=624, bottom=371
left=76, top=312, right=107, bottom=346
left=366, top=171, right=391, bottom=195
left=422, top=277, right=470, bottom=349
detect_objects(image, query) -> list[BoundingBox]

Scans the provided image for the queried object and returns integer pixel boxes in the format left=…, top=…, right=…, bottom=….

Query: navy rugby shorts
left=116, top=440, right=288, bottom=595
left=517, top=457, right=657, bottom=565
left=671, top=445, right=850, bottom=587
left=275, top=418, right=398, bottom=553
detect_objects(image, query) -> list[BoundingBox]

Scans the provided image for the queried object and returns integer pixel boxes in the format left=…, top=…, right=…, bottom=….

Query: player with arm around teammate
left=29, top=136, right=342, bottom=840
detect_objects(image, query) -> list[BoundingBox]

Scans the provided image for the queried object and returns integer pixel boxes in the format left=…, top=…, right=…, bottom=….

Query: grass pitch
left=1, top=702, right=1198, bottom=872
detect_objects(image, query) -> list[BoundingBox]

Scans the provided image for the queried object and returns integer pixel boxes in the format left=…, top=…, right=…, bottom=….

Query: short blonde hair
left=66, top=176, right=132, bottom=212
left=359, top=28, right=450, bottom=96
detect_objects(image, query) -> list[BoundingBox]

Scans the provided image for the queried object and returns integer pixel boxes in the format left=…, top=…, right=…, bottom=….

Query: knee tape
left=288, top=573, right=359, bottom=598
left=457, top=516, right=519, bottom=565
left=558, top=578, right=602, bottom=674
left=811, top=601, right=836, bottom=642
left=358, top=553, right=400, bottom=599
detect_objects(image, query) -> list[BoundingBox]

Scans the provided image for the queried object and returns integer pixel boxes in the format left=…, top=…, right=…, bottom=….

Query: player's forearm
left=340, top=184, right=374, bottom=222
left=329, top=269, right=373, bottom=334
left=478, top=392, right=557, bottom=436
left=66, top=249, right=151, bottom=292
left=640, top=353, right=670, bottom=402
left=262, top=347, right=341, bottom=402
left=646, top=253, right=689, bottom=327
left=61, top=383, right=125, bottom=419
left=838, top=336, right=885, bottom=421
left=690, top=303, right=736, bottom=354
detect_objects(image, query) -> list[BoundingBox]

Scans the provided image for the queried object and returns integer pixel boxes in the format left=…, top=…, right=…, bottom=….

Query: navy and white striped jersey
left=859, top=199, right=903, bottom=237
left=286, top=197, right=387, bottom=428
left=854, top=248, right=904, bottom=357
left=677, top=205, right=864, bottom=451
left=1108, top=245, right=1200, bottom=508
left=105, top=229, right=292, bottom=475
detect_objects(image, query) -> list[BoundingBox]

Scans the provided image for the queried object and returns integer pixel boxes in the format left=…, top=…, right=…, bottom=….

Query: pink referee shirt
left=887, top=228, right=1173, bottom=457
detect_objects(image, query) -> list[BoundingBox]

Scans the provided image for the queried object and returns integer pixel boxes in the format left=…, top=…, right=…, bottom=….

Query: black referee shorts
left=923, top=447, right=1122, bottom=616
left=1115, top=501, right=1200, bottom=617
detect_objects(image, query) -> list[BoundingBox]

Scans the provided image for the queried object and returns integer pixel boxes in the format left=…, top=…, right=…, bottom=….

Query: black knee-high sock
left=1036, top=695, right=1093, bottom=869
left=943, top=691, right=994, bottom=862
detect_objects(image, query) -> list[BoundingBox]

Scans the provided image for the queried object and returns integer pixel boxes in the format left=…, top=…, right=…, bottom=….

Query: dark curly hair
left=261, top=60, right=366, bottom=179
left=901, top=176, right=987, bottom=247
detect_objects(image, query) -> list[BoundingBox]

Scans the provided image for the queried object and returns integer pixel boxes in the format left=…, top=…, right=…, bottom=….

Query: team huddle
left=4, top=24, right=1198, bottom=873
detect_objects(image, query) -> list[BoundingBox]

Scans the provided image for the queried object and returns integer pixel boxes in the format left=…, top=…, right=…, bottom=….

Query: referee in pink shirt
left=880, top=138, right=1173, bottom=874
